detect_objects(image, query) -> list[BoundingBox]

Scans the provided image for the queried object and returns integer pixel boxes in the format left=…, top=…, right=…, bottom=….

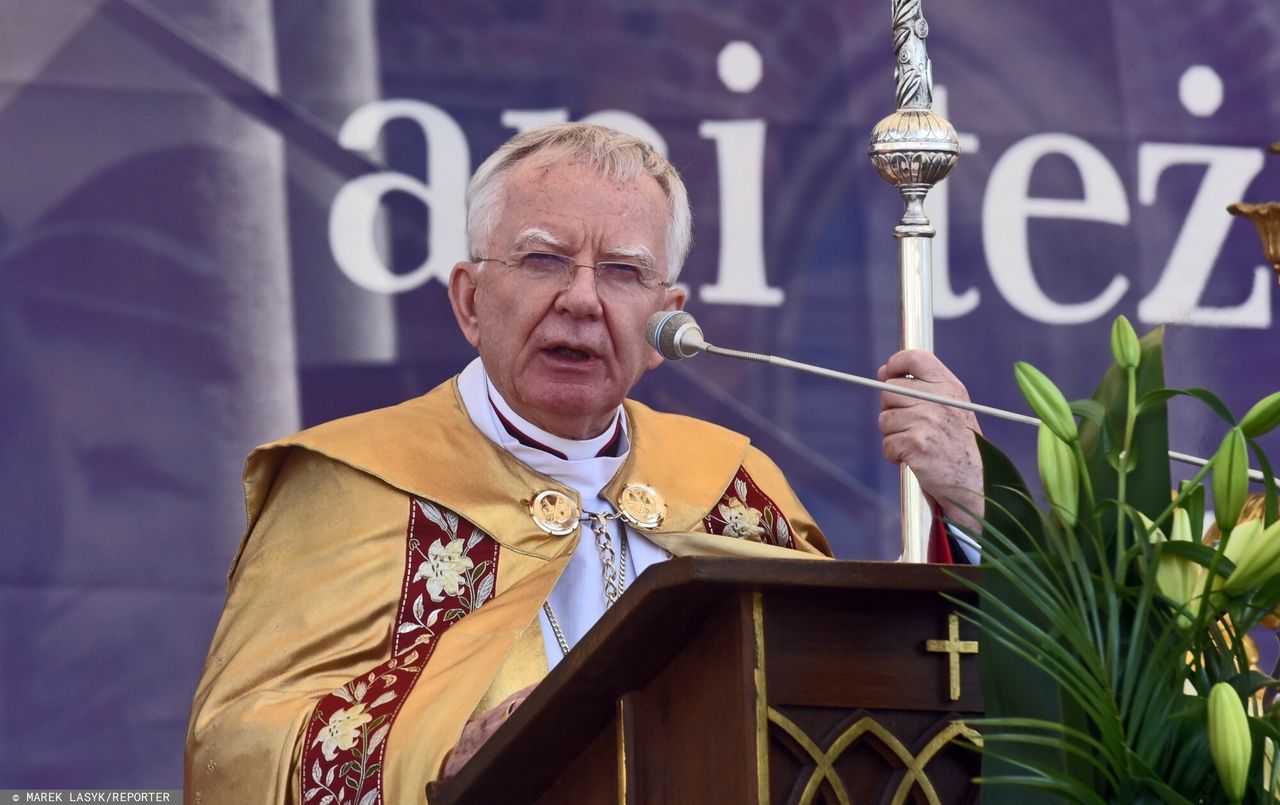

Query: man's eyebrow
left=510, top=230, right=656, bottom=266
left=512, top=228, right=569, bottom=251
left=603, top=245, right=656, bottom=266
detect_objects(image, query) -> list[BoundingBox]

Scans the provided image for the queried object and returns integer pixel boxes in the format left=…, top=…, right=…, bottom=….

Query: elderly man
left=184, top=122, right=982, bottom=803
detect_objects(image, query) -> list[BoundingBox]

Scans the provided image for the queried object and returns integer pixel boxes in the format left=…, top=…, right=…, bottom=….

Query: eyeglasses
left=474, top=251, right=671, bottom=296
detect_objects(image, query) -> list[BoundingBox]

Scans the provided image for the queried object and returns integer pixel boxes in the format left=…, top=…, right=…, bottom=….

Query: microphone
left=644, top=311, right=1265, bottom=484
left=646, top=310, right=709, bottom=360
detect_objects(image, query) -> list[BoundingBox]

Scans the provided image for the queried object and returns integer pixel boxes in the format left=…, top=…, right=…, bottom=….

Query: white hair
left=465, top=122, right=693, bottom=281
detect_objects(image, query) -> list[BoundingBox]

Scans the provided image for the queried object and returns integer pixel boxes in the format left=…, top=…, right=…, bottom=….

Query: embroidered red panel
left=702, top=465, right=796, bottom=550
left=300, top=498, right=499, bottom=805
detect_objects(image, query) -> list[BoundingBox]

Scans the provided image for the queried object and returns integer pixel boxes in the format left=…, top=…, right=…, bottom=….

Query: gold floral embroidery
left=718, top=498, right=765, bottom=542
left=414, top=538, right=474, bottom=601
left=312, top=703, right=373, bottom=762
left=704, top=471, right=795, bottom=549
left=305, top=660, right=415, bottom=804
left=302, top=498, right=499, bottom=805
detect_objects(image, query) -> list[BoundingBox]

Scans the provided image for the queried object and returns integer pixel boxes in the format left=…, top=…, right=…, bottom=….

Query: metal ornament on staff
left=868, top=0, right=960, bottom=563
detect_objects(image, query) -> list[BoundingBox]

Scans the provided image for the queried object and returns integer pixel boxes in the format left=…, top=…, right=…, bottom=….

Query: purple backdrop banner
left=3, top=0, right=1279, bottom=787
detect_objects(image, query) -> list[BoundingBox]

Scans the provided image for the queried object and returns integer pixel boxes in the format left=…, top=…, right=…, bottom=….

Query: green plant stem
left=1072, top=441, right=1098, bottom=518
left=1070, top=436, right=1124, bottom=689
left=1154, top=462, right=1213, bottom=533
left=1102, top=368, right=1140, bottom=699
left=1071, top=433, right=1114, bottom=666
left=1116, top=366, right=1138, bottom=578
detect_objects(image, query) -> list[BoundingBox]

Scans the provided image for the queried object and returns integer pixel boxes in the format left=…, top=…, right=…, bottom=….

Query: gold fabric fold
left=652, top=530, right=829, bottom=560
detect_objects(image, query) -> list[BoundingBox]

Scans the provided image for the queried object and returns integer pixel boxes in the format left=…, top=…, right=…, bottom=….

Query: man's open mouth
left=549, top=346, right=593, bottom=360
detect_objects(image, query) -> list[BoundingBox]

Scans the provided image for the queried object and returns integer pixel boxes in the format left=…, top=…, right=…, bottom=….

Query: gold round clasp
left=616, top=483, right=665, bottom=529
left=529, top=490, right=580, bottom=536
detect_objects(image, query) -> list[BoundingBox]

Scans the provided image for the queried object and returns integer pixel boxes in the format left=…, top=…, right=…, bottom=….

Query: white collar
left=456, top=358, right=630, bottom=464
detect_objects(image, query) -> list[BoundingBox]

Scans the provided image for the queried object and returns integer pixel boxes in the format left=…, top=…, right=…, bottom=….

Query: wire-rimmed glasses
left=474, top=251, right=671, bottom=297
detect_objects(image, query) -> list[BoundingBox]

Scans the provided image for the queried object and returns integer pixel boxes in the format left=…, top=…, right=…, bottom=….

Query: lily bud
left=1015, top=362, right=1078, bottom=444
left=1170, top=506, right=1193, bottom=544
left=1110, top=315, right=1141, bottom=369
left=1208, top=682, right=1251, bottom=804
left=1037, top=425, right=1078, bottom=527
left=1213, top=428, right=1249, bottom=533
left=1148, top=509, right=1205, bottom=627
left=1241, top=391, right=1280, bottom=439
left=1224, top=518, right=1280, bottom=593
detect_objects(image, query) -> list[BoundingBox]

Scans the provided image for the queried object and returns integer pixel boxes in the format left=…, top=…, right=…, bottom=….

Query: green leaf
left=1158, top=539, right=1234, bottom=574
left=973, top=435, right=1099, bottom=801
left=1070, top=399, right=1107, bottom=428
left=1248, top=438, right=1279, bottom=528
left=1176, top=481, right=1206, bottom=543
left=1127, top=773, right=1197, bottom=805
left=1134, top=387, right=1236, bottom=425
left=1079, top=326, right=1170, bottom=531
left=1248, top=571, right=1280, bottom=619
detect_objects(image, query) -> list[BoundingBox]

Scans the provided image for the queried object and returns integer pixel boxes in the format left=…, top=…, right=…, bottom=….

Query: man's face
left=449, top=158, right=685, bottom=439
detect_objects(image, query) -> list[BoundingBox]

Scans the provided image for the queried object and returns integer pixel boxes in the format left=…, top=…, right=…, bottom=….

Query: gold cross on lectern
left=925, top=612, right=979, bottom=701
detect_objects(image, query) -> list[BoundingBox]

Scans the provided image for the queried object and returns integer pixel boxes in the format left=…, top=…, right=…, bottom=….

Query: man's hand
left=441, top=684, right=537, bottom=780
left=877, top=350, right=984, bottom=533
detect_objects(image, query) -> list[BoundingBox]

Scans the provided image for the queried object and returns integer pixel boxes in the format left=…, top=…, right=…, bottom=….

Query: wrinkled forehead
left=490, top=158, right=671, bottom=259
left=520, top=143, right=659, bottom=187
left=506, top=152, right=667, bottom=202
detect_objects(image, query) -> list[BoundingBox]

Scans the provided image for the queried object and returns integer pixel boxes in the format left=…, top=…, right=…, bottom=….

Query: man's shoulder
left=243, top=377, right=472, bottom=498
left=623, top=398, right=800, bottom=476
left=621, top=398, right=770, bottom=496
left=622, top=398, right=749, bottom=447
left=263, top=377, right=462, bottom=456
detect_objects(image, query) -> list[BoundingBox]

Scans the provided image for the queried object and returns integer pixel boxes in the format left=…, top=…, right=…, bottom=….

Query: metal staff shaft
left=868, top=0, right=960, bottom=563
left=897, top=238, right=936, bottom=563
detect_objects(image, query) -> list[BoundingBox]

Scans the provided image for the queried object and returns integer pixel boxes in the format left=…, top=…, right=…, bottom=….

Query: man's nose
left=555, top=264, right=604, bottom=316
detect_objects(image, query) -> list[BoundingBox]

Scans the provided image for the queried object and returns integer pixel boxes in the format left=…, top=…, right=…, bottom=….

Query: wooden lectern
left=429, top=558, right=982, bottom=804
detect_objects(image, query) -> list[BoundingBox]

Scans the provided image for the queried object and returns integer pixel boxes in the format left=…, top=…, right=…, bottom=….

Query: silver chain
left=588, top=512, right=628, bottom=606
left=542, top=512, right=629, bottom=657
left=542, top=601, right=571, bottom=657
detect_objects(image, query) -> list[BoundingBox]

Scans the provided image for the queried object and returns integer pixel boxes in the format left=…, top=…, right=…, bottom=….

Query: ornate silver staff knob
left=868, top=0, right=960, bottom=235
left=867, top=0, right=961, bottom=563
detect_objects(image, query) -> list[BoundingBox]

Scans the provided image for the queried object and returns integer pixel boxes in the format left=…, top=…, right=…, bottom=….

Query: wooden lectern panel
left=624, top=595, right=760, bottom=803
left=429, top=559, right=981, bottom=805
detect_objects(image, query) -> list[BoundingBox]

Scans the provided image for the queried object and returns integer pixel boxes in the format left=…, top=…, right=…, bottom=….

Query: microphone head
left=646, top=310, right=705, bottom=361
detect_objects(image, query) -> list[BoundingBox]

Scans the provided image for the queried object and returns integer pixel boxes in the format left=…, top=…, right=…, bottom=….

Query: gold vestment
left=185, top=377, right=829, bottom=803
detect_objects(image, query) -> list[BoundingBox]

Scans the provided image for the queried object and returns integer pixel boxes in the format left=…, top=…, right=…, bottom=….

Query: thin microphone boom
left=646, top=311, right=1269, bottom=485
left=704, top=341, right=1041, bottom=427
left=647, top=310, right=1035, bottom=424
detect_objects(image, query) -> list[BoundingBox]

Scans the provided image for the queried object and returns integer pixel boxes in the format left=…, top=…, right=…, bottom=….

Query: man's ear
left=448, top=261, right=482, bottom=348
left=663, top=284, right=687, bottom=313
left=645, top=285, right=689, bottom=370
